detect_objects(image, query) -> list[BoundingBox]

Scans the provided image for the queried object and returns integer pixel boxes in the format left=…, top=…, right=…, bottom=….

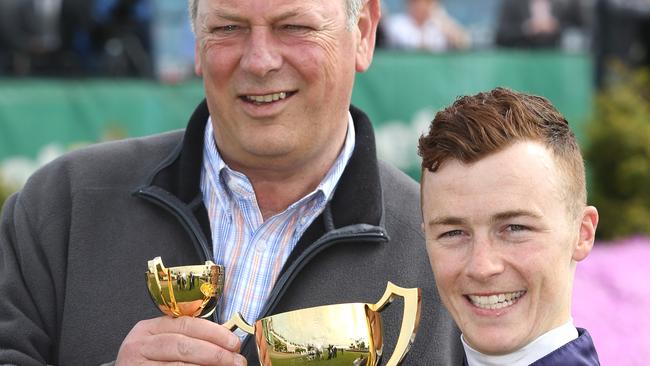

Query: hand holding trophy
left=145, top=257, right=421, bottom=366
left=116, top=257, right=241, bottom=366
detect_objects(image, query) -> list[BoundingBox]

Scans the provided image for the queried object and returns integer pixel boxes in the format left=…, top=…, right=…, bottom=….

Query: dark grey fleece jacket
left=0, top=102, right=463, bottom=365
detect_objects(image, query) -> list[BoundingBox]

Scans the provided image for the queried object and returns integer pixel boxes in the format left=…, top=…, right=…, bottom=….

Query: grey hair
left=345, top=0, right=364, bottom=29
left=188, top=0, right=365, bottom=33
left=188, top=0, right=198, bottom=33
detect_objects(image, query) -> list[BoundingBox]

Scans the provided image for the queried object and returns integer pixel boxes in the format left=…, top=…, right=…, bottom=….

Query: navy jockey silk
left=463, top=328, right=600, bottom=366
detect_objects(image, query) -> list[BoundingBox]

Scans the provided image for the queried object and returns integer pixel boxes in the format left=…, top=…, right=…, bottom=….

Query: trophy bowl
left=146, top=256, right=224, bottom=318
left=223, top=282, right=421, bottom=366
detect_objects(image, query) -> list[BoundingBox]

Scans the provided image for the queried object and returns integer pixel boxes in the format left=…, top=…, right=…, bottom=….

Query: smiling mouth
left=241, top=91, right=296, bottom=105
left=466, top=291, right=526, bottom=310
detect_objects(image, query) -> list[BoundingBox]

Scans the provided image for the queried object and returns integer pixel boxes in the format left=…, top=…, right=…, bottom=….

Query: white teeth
left=246, top=92, right=288, bottom=103
left=468, top=291, right=525, bottom=310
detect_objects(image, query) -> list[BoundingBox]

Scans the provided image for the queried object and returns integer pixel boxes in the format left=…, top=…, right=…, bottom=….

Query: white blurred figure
left=384, top=0, right=470, bottom=52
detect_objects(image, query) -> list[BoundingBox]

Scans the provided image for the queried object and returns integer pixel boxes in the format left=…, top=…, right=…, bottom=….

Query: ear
left=572, top=206, right=599, bottom=262
left=355, top=0, right=381, bottom=72
left=194, top=41, right=203, bottom=77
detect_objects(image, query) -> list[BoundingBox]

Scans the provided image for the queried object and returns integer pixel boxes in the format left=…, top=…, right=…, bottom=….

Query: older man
left=419, top=88, right=600, bottom=365
left=0, top=0, right=463, bottom=365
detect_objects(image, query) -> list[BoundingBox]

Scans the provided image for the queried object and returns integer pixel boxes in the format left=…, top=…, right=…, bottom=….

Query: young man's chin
left=464, top=324, right=531, bottom=355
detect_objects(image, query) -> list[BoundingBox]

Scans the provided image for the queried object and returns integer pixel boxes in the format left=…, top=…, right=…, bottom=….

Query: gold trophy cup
left=145, top=256, right=224, bottom=318
left=226, top=282, right=421, bottom=366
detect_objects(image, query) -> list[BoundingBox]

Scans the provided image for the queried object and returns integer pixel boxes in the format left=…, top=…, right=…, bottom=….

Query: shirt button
left=255, top=241, right=266, bottom=252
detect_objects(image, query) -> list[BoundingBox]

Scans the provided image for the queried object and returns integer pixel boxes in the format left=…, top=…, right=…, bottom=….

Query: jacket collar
left=146, top=100, right=384, bottom=251
left=148, top=100, right=212, bottom=205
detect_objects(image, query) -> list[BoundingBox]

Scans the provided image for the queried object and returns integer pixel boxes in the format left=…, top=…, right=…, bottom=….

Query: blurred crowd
left=0, top=0, right=153, bottom=77
left=0, top=0, right=648, bottom=85
left=379, top=0, right=591, bottom=52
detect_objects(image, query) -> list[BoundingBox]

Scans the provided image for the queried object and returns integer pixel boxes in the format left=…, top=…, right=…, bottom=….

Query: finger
left=141, top=333, right=247, bottom=366
left=143, top=316, right=241, bottom=352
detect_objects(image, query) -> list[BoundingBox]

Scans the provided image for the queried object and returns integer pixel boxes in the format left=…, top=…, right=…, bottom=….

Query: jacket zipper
left=241, top=226, right=388, bottom=352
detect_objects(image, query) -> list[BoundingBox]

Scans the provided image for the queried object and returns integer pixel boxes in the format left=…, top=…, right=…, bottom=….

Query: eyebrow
left=201, top=8, right=315, bottom=25
left=427, top=210, right=542, bottom=228
left=427, top=216, right=467, bottom=227
left=490, top=210, right=543, bottom=223
left=271, top=10, right=307, bottom=22
left=200, top=10, right=245, bottom=24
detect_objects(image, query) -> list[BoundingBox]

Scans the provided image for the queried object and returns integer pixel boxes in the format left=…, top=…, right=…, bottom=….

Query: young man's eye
left=506, top=224, right=528, bottom=232
left=440, top=229, right=464, bottom=238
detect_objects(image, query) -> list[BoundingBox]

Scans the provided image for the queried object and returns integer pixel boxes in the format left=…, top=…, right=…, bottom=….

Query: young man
left=419, top=87, right=600, bottom=365
left=0, top=0, right=464, bottom=365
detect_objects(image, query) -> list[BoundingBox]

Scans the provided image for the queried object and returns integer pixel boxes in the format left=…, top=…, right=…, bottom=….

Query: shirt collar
left=462, top=318, right=579, bottom=366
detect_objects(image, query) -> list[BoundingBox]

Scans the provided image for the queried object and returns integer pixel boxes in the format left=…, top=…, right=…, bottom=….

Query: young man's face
left=421, top=141, right=597, bottom=354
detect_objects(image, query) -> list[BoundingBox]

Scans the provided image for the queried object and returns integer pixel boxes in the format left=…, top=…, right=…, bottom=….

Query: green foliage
left=0, top=173, right=14, bottom=212
left=585, top=67, right=650, bottom=240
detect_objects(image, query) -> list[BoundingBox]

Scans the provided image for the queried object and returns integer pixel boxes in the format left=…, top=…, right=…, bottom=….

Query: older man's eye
left=213, top=25, right=241, bottom=33
left=281, top=24, right=312, bottom=32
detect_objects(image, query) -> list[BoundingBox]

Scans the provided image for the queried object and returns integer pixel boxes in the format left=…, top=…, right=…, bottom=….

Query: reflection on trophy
left=145, top=256, right=224, bottom=318
left=225, top=282, right=421, bottom=366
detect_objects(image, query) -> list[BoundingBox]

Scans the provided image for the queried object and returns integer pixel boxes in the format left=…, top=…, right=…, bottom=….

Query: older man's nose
left=240, top=27, right=282, bottom=78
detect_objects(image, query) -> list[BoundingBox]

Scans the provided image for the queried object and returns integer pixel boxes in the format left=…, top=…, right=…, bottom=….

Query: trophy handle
left=147, top=257, right=164, bottom=296
left=222, top=312, right=255, bottom=334
left=149, top=257, right=181, bottom=316
left=368, top=282, right=422, bottom=366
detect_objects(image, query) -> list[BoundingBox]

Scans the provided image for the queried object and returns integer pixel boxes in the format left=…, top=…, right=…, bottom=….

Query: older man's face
left=194, top=0, right=377, bottom=171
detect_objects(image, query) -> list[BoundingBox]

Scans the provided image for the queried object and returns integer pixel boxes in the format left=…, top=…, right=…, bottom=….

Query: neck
left=227, top=129, right=348, bottom=220
left=463, top=319, right=578, bottom=366
left=247, top=166, right=331, bottom=219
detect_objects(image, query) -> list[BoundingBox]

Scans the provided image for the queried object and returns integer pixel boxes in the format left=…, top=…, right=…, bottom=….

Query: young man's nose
left=464, top=237, right=505, bottom=281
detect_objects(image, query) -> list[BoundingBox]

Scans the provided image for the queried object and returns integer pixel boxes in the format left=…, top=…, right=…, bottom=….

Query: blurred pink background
left=573, top=236, right=650, bottom=366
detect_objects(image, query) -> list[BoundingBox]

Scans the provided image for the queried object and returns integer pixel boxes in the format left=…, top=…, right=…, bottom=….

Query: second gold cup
left=226, top=282, right=421, bottom=366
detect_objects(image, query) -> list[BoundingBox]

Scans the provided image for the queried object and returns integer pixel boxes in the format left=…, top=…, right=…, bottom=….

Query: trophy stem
left=222, top=312, right=255, bottom=334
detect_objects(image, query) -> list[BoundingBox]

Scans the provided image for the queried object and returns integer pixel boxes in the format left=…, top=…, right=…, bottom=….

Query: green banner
left=354, top=50, right=593, bottom=178
left=0, top=50, right=592, bottom=185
